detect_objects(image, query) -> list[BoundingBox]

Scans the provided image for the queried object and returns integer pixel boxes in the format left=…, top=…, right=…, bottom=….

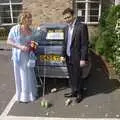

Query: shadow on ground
left=84, top=50, right=120, bottom=98
left=37, top=50, right=120, bottom=98
left=37, top=77, right=68, bottom=97
left=8, top=50, right=120, bottom=118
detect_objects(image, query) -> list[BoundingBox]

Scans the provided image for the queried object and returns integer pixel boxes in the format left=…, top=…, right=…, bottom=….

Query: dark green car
left=35, top=23, right=91, bottom=79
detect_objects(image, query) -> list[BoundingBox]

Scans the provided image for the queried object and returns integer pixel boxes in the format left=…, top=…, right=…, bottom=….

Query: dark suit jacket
left=63, top=17, right=89, bottom=65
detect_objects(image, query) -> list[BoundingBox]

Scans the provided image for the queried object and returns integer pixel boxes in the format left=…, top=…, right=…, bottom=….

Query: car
left=35, top=23, right=92, bottom=79
left=35, top=23, right=68, bottom=78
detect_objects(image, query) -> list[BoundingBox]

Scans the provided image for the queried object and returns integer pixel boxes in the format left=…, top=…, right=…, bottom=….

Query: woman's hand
left=20, top=45, right=29, bottom=52
left=6, top=40, right=29, bottom=52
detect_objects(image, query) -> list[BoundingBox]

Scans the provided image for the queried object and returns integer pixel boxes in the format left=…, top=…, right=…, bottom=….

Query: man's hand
left=80, top=60, right=87, bottom=68
left=60, top=56, right=65, bottom=62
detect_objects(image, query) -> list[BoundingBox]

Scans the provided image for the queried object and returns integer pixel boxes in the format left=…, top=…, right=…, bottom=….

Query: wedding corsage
left=27, top=40, right=38, bottom=68
left=28, top=40, right=38, bottom=52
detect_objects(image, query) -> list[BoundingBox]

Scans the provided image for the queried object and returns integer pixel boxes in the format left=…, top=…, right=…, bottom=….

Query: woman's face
left=26, top=16, right=32, bottom=26
left=23, top=15, right=32, bottom=26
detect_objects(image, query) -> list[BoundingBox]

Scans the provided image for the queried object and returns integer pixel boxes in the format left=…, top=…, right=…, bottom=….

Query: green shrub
left=95, top=5, right=120, bottom=74
left=0, top=27, right=8, bottom=41
left=90, top=35, right=99, bottom=50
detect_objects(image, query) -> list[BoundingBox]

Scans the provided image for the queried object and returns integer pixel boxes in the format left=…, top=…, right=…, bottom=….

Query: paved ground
left=0, top=41, right=11, bottom=51
left=0, top=51, right=14, bottom=114
left=0, top=48, right=120, bottom=120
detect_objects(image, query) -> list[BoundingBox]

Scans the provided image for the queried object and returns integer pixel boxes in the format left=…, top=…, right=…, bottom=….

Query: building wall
left=23, top=0, right=113, bottom=40
left=23, top=0, right=73, bottom=26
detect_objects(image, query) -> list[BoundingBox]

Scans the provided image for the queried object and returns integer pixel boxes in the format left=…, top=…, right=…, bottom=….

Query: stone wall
left=23, top=0, right=73, bottom=26
left=23, top=0, right=113, bottom=40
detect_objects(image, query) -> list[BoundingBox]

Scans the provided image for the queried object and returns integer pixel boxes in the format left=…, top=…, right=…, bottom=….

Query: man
left=61, top=8, right=89, bottom=103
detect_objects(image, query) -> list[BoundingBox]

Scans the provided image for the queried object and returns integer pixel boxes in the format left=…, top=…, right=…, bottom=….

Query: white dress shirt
left=67, top=20, right=76, bottom=56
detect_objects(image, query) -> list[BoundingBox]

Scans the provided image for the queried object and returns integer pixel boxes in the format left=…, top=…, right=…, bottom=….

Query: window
left=74, top=0, right=102, bottom=24
left=0, top=0, right=9, bottom=3
left=0, top=0, right=23, bottom=26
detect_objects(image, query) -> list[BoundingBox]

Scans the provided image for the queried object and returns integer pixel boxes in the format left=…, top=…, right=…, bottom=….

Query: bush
left=0, top=27, right=8, bottom=41
left=95, top=5, right=120, bottom=74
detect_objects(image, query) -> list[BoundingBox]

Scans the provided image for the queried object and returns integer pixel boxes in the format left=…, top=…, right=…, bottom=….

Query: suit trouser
left=66, top=56, right=84, bottom=95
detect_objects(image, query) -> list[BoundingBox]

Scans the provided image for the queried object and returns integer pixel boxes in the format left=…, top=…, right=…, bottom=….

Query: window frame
left=74, top=0, right=102, bottom=24
left=0, top=0, right=23, bottom=26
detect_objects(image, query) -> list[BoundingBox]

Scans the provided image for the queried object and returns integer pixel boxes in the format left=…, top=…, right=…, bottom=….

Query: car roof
left=39, top=23, right=67, bottom=29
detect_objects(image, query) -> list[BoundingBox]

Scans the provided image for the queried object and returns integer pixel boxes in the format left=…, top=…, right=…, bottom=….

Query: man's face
left=63, top=13, right=73, bottom=24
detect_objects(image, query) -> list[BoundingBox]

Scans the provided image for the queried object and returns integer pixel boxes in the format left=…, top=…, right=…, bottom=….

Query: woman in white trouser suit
left=7, top=11, right=37, bottom=103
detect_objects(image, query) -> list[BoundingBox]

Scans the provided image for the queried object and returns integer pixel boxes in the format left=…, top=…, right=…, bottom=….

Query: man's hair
left=62, top=8, right=74, bottom=16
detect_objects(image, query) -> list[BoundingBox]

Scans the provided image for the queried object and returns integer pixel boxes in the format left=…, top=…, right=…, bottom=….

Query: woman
left=7, top=11, right=37, bottom=103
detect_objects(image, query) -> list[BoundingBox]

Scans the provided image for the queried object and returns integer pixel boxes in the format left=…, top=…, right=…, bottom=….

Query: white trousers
left=13, top=52, right=37, bottom=102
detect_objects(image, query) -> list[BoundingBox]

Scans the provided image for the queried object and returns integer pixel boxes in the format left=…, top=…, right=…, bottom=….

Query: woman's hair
left=18, top=11, right=32, bottom=25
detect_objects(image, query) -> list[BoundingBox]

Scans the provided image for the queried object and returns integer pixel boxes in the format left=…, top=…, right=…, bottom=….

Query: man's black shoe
left=75, top=94, right=83, bottom=103
left=64, top=92, right=77, bottom=98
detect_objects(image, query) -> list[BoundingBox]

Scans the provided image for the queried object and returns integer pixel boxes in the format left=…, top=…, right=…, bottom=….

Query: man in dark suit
left=61, top=8, right=89, bottom=103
